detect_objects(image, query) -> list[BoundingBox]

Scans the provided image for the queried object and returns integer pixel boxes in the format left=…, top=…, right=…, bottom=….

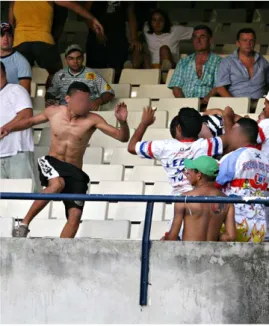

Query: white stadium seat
left=110, top=148, right=155, bottom=166
left=110, top=84, right=131, bottom=98
left=138, top=221, right=169, bottom=240
left=143, top=128, right=171, bottom=141
left=156, top=98, right=200, bottom=112
left=34, top=146, right=49, bottom=163
left=247, top=114, right=259, bottom=121
left=255, top=98, right=265, bottom=115
left=31, top=97, right=45, bottom=110
left=1, top=179, right=32, bottom=192
left=119, top=69, right=161, bottom=85
left=165, top=69, right=175, bottom=85
left=4, top=201, right=51, bottom=220
left=253, top=9, right=269, bottom=24
left=137, top=85, right=174, bottom=99
left=29, top=219, right=66, bottom=237
left=127, top=111, right=168, bottom=129
left=76, top=220, right=131, bottom=239
left=0, top=218, right=14, bottom=237
left=211, top=9, right=247, bottom=23
left=33, top=111, right=49, bottom=128
left=32, top=67, right=49, bottom=84
left=82, top=164, right=124, bottom=182
left=126, top=166, right=168, bottom=183
left=94, top=68, right=115, bottom=84
left=31, top=82, right=37, bottom=97
left=90, top=128, right=135, bottom=163
left=95, top=111, right=117, bottom=127
left=38, top=127, right=50, bottom=146
left=207, top=97, right=250, bottom=114
left=101, top=98, right=150, bottom=111
left=83, top=147, right=104, bottom=164
left=33, top=130, right=42, bottom=145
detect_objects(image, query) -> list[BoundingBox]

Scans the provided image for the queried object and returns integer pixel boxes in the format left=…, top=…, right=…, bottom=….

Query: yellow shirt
left=13, top=1, right=54, bottom=47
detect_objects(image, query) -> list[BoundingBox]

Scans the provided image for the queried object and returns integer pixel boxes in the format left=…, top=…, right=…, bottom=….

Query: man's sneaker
left=12, top=224, right=30, bottom=237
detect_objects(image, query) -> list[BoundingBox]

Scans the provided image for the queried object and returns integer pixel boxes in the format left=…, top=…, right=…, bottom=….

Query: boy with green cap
left=163, top=156, right=236, bottom=241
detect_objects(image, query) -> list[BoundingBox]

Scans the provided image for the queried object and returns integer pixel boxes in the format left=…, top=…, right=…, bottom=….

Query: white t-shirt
left=258, top=119, right=269, bottom=161
left=135, top=137, right=223, bottom=195
left=143, top=24, right=193, bottom=64
left=0, top=83, right=34, bottom=157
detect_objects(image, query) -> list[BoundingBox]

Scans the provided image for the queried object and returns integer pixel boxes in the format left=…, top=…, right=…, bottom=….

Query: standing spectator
left=45, top=44, right=115, bottom=110
left=9, top=0, right=104, bottom=87
left=168, top=25, right=221, bottom=108
left=0, top=62, right=35, bottom=189
left=142, top=9, right=193, bottom=70
left=216, top=29, right=269, bottom=107
left=257, top=91, right=269, bottom=160
left=0, top=22, right=31, bottom=93
left=216, top=118, right=269, bottom=243
left=84, top=1, right=142, bottom=82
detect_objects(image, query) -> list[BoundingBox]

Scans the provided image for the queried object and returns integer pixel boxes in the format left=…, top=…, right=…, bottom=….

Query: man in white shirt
left=0, top=62, right=35, bottom=186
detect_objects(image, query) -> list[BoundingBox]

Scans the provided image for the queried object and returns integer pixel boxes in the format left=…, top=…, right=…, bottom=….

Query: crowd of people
left=0, top=1, right=268, bottom=242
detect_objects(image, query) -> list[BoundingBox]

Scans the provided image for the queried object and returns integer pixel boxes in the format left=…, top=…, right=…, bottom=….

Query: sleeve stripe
left=139, top=141, right=152, bottom=159
left=213, top=137, right=219, bottom=156
left=207, top=139, right=213, bottom=156
left=258, top=126, right=266, bottom=143
left=18, top=77, right=32, bottom=80
left=148, top=141, right=154, bottom=158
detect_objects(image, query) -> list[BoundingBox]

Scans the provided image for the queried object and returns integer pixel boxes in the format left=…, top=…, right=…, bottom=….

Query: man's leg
left=13, top=177, right=65, bottom=237
left=60, top=207, right=82, bottom=238
left=159, top=45, right=175, bottom=70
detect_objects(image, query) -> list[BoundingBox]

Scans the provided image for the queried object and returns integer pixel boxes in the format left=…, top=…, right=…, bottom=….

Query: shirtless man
left=0, top=81, right=129, bottom=238
left=163, top=156, right=236, bottom=241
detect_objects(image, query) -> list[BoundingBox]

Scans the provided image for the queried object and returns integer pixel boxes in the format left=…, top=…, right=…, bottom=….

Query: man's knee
left=67, top=208, right=82, bottom=227
left=48, top=177, right=65, bottom=193
left=160, top=45, right=170, bottom=55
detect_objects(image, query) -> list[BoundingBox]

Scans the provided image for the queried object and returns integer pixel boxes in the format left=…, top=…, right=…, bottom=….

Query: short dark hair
left=67, top=81, right=91, bottom=96
left=178, top=107, right=202, bottom=138
left=170, top=115, right=179, bottom=139
left=193, top=25, right=213, bottom=38
left=0, top=61, right=6, bottom=75
left=237, top=118, right=258, bottom=144
left=147, top=9, right=172, bottom=34
left=237, top=28, right=256, bottom=41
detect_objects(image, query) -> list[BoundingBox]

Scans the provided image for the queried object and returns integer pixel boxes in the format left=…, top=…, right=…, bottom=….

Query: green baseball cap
left=184, top=156, right=219, bottom=177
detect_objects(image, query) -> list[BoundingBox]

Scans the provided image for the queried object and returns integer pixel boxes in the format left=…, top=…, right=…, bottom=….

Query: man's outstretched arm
left=0, top=111, right=49, bottom=139
left=94, top=102, right=130, bottom=142
left=219, top=204, right=236, bottom=241
left=128, top=107, right=156, bottom=154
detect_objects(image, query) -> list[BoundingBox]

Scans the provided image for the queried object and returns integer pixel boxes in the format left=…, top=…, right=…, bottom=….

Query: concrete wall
left=1, top=239, right=268, bottom=324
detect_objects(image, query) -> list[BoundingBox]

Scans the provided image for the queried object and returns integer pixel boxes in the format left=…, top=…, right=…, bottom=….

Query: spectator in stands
left=168, top=25, right=221, bottom=108
left=0, top=82, right=129, bottom=238
left=9, top=0, right=104, bottom=87
left=141, top=9, right=193, bottom=70
left=0, top=22, right=31, bottom=93
left=216, top=118, right=269, bottom=243
left=257, top=91, right=269, bottom=160
left=84, top=1, right=142, bottom=82
left=128, top=107, right=233, bottom=196
left=163, top=156, right=236, bottom=242
left=0, top=62, right=35, bottom=189
left=45, top=44, right=115, bottom=110
left=216, top=28, right=269, bottom=108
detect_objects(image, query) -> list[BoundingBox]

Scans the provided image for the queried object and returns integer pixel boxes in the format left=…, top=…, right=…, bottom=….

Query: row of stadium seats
left=0, top=217, right=168, bottom=240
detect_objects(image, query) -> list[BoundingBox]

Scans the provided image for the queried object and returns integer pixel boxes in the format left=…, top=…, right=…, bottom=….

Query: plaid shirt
left=168, top=52, right=221, bottom=98
left=47, top=66, right=115, bottom=104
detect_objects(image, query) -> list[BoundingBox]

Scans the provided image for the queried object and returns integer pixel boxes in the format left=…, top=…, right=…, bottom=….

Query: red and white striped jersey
left=135, top=137, right=223, bottom=195
left=258, top=119, right=269, bottom=160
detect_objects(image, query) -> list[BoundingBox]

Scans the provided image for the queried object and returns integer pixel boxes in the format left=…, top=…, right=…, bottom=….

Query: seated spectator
left=0, top=22, right=31, bottom=93
left=216, top=28, right=269, bottom=105
left=140, top=9, right=193, bottom=70
left=45, top=44, right=115, bottom=110
left=257, top=91, right=269, bottom=160
left=216, top=118, right=269, bottom=243
left=168, top=25, right=221, bottom=108
left=9, top=0, right=104, bottom=87
left=163, top=156, right=236, bottom=242
left=0, top=62, right=36, bottom=190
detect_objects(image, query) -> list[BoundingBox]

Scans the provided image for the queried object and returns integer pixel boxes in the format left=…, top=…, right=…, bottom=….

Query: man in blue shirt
left=168, top=25, right=221, bottom=108
left=216, top=28, right=269, bottom=102
left=0, top=22, right=32, bottom=94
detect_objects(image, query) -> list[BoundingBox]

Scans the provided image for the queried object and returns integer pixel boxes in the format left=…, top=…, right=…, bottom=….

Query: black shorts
left=38, top=156, right=90, bottom=218
left=15, top=41, right=62, bottom=73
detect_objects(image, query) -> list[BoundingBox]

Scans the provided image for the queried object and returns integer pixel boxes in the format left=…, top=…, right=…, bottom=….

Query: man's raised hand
left=115, top=102, right=128, bottom=123
left=141, top=107, right=156, bottom=127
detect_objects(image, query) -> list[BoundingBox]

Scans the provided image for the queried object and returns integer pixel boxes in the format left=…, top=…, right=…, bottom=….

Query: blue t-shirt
left=0, top=51, right=32, bottom=84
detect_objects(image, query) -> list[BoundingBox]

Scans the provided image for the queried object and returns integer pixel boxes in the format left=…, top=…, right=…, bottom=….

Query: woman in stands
left=141, top=9, right=193, bottom=70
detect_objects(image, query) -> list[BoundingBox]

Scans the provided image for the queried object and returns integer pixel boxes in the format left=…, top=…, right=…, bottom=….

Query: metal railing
left=1, top=192, right=269, bottom=306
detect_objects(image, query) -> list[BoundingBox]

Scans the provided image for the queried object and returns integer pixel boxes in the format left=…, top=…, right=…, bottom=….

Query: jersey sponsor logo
left=254, top=173, right=266, bottom=185
left=86, top=72, right=96, bottom=80
left=105, top=84, right=111, bottom=91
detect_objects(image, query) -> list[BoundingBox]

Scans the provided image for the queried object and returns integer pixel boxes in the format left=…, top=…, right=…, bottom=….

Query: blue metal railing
left=1, top=192, right=269, bottom=306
